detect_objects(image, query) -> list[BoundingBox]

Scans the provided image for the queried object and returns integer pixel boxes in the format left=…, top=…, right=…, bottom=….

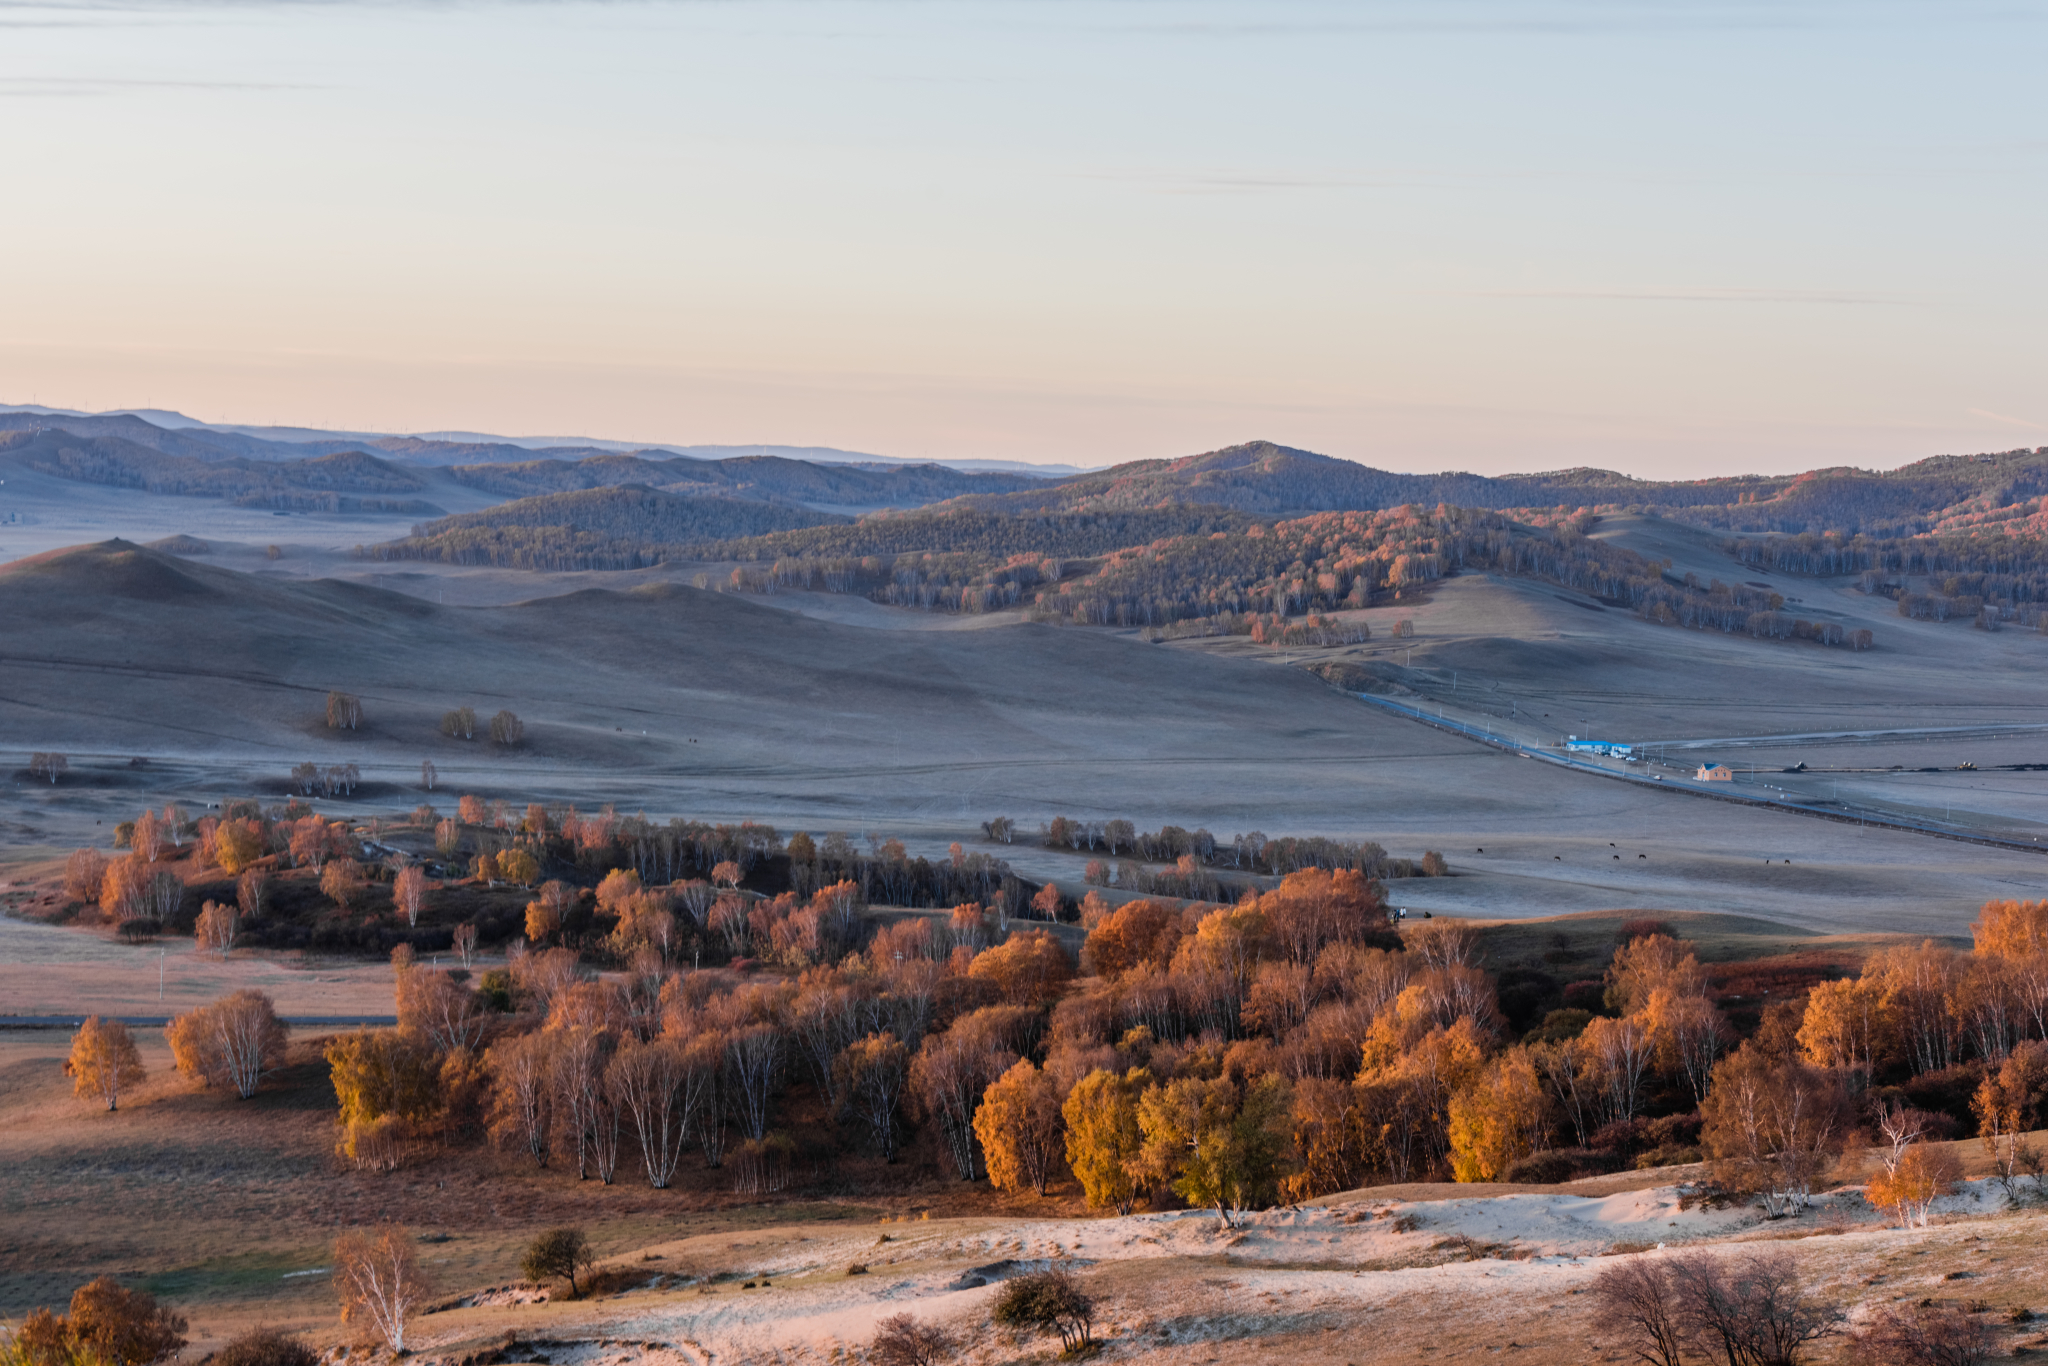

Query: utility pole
left=159, top=949, right=165, bottom=1001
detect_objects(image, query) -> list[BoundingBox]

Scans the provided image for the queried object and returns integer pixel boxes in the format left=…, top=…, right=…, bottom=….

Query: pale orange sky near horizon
left=4, top=0, right=2045, bottom=477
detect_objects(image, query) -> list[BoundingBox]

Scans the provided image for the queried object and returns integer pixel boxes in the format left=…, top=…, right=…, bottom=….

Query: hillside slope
left=943, top=438, right=2048, bottom=533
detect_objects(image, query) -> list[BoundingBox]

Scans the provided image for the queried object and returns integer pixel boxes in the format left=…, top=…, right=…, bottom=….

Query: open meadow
left=6, top=463, right=2048, bottom=1366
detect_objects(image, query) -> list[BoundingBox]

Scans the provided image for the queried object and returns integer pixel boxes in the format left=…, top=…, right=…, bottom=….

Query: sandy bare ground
left=3, top=1026, right=2046, bottom=1366
left=373, top=1178, right=2048, bottom=1366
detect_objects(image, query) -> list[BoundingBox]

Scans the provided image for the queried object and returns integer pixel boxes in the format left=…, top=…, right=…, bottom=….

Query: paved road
left=1625, top=723, right=2048, bottom=750
left=1348, top=691, right=2048, bottom=856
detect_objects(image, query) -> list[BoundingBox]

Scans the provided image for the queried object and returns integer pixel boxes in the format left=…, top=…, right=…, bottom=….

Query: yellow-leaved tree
left=1867, top=1142, right=1963, bottom=1228
left=65, top=1016, right=146, bottom=1111
left=1062, top=1068, right=1145, bottom=1214
left=1446, top=1048, right=1547, bottom=1182
left=326, top=1030, right=446, bottom=1170
left=496, top=848, right=540, bottom=887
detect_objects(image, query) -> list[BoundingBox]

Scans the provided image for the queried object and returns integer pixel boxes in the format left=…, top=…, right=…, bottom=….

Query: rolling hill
left=0, top=429, right=444, bottom=514
left=383, top=485, right=851, bottom=568
left=936, top=438, right=2048, bottom=535
left=441, top=451, right=1047, bottom=510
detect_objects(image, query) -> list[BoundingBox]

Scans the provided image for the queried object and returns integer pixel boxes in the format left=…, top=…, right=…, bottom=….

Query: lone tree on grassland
left=992, top=1267, right=1096, bottom=1356
left=489, top=710, right=524, bottom=746
left=65, top=1017, right=146, bottom=1112
left=1591, top=1257, right=1687, bottom=1366
left=441, top=705, right=477, bottom=740
left=333, top=1225, right=431, bottom=1354
left=420, top=759, right=437, bottom=791
left=167, top=990, right=287, bottom=1099
left=520, top=1228, right=595, bottom=1298
left=1592, top=1250, right=1841, bottom=1366
left=29, top=752, right=68, bottom=784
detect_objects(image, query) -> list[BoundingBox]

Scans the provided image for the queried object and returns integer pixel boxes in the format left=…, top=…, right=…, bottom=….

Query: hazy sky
left=4, top=1, right=2045, bottom=475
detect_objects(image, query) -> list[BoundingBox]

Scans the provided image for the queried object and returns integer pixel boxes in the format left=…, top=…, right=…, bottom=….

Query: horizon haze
left=5, top=0, right=2045, bottom=476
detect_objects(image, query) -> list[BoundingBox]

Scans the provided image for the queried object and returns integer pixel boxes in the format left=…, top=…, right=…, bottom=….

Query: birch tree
left=333, top=1225, right=430, bottom=1354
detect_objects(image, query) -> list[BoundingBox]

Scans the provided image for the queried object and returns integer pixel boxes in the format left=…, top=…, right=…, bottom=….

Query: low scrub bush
left=993, top=1267, right=1097, bottom=1355
left=870, top=1312, right=955, bottom=1366
left=208, top=1327, right=319, bottom=1366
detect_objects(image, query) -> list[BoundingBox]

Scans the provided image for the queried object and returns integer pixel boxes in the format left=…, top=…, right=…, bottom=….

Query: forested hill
left=443, top=452, right=1048, bottom=510
left=939, top=439, right=2048, bottom=536
left=16, top=408, right=2047, bottom=538
left=0, top=428, right=444, bottom=513
left=938, top=441, right=1781, bottom=518
left=382, top=486, right=851, bottom=568
left=0, top=410, right=364, bottom=462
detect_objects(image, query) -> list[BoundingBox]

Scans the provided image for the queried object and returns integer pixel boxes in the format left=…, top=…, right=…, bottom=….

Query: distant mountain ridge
left=0, top=405, right=1092, bottom=475
left=442, top=452, right=1046, bottom=510
left=0, top=428, right=444, bottom=514
left=12, top=407, right=2048, bottom=539
left=934, top=439, right=2048, bottom=536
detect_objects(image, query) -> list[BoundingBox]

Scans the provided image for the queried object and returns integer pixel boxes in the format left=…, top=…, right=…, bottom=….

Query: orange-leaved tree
left=195, top=900, right=238, bottom=958
left=98, top=855, right=151, bottom=924
left=1446, top=1048, right=1548, bottom=1182
left=333, top=1225, right=430, bottom=1354
left=321, top=858, right=363, bottom=911
left=1867, top=1141, right=1963, bottom=1228
left=968, top=929, right=1075, bottom=1007
left=974, top=1057, right=1067, bottom=1195
left=65, top=1017, right=146, bottom=1112
left=166, top=990, right=287, bottom=1099
left=64, top=848, right=107, bottom=905
left=393, top=864, right=428, bottom=927
left=15, top=1276, right=187, bottom=1366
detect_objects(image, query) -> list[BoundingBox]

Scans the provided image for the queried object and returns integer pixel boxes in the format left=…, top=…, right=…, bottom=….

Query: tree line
left=1731, top=527, right=2048, bottom=633
left=330, top=890, right=2048, bottom=1220
left=61, top=793, right=2047, bottom=1226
